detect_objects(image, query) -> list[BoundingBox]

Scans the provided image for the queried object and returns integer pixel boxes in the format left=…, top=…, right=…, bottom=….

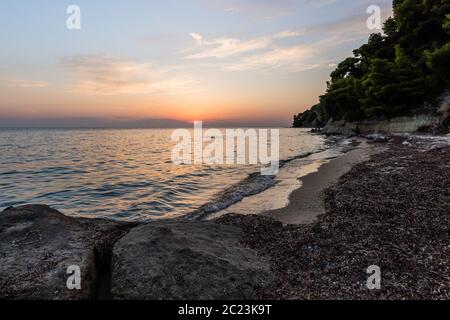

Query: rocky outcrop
left=0, top=205, right=134, bottom=300
left=1, top=205, right=273, bottom=300
left=111, top=221, right=273, bottom=300
left=433, top=92, right=450, bottom=134
left=365, top=133, right=391, bottom=143
left=323, top=114, right=440, bottom=136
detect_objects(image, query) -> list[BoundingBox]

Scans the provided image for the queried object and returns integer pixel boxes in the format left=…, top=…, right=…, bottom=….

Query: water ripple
left=0, top=128, right=325, bottom=221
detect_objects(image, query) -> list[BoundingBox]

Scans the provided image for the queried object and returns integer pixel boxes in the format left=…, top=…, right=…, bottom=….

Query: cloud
left=183, top=28, right=330, bottom=72
left=7, top=80, right=48, bottom=88
left=189, top=33, right=204, bottom=45
left=184, top=10, right=393, bottom=73
left=224, top=7, right=240, bottom=13
left=195, top=0, right=338, bottom=18
left=187, top=37, right=272, bottom=59
left=186, top=30, right=302, bottom=59
left=223, top=46, right=320, bottom=72
left=273, top=30, right=304, bottom=39
left=61, top=55, right=201, bottom=96
left=186, top=31, right=318, bottom=72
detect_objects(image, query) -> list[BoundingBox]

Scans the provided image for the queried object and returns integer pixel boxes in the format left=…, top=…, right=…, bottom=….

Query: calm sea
left=0, top=128, right=333, bottom=221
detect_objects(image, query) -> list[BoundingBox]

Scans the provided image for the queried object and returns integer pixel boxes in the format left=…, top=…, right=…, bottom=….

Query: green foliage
left=444, top=14, right=450, bottom=32
left=293, top=0, right=450, bottom=127
left=293, top=104, right=328, bottom=128
left=322, top=77, right=365, bottom=121
left=426, top=43, right=450, bottom=82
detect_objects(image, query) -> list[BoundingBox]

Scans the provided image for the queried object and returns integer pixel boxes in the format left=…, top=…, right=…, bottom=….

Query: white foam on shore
left=205, top=158, right=329, bottom=219
left=187, top=138, right=354, bottom=221
left=186, top=173, right=277, bottom=220
left=411, top=134, right=450, bottom=149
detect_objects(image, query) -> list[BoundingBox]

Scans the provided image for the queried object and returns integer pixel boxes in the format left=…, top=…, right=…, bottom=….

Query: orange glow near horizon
left=0, top=1, right=389, bottom=127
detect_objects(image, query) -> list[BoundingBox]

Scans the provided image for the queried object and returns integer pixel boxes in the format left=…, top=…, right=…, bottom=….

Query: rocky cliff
left=322, top=114, right=440, bottom=136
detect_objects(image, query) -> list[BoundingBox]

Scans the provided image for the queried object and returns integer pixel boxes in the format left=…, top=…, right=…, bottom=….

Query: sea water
left=0, top=128, right=338, bottom=221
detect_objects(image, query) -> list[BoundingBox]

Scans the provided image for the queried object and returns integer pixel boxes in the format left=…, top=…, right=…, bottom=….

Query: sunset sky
left=0, top=0, right=392, bottom=127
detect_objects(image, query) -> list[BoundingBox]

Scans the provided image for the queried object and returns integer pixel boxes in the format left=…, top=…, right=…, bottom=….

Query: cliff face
left=323, top=114, right=440, bottom=136
left=296, top=92, right=450, bottom=135
left=294, top=95, right=449, bottom=134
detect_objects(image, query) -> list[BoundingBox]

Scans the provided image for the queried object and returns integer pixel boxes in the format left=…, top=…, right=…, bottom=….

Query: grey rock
left=366, top=133, right=391, bottom=142
left=0, top=205, right=133, bottom=300
left=402, top=140, right=413, bottom=147
left=323, top=115, right=440, bottom=136
left=1, top=205, right=273, bottom=300
left=323, top=120, right=358, bottom=137
left=111, top=221, right=273, bottom=300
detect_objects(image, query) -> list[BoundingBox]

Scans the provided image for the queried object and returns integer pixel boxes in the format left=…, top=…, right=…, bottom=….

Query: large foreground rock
left=112, top=221, right=273, bottom=300
left=1, top=205, right=273, bottom=300
left=0, top=205, right=133, bottom=300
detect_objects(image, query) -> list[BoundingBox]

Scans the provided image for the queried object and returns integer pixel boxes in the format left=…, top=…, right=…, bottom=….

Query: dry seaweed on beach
left=219, top=144, right=450, bottom=300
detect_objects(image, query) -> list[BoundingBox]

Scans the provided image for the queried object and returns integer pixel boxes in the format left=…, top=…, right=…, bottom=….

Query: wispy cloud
left=187, top=37, right=271, bottom=59
left=61, top=55, right=201, bottom=96
left=223, top=46, right=319, bottom=72
left=184, top=11, right=392, bottom=73
left=186, top=30, right=302, bottom=59
left=224, top=7, right=240, bottom=13
left=188, top=33, right=204, bottom=45
left=273, top=30, right=304, bottom=39
left=7, top=80, right=48, bottom=88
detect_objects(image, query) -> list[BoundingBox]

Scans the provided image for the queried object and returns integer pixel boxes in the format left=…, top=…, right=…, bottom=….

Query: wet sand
left=263, top=140, right=382, bottom=225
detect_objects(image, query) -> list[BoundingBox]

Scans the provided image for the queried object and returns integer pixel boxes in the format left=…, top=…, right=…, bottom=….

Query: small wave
left=186, top=173, right=277, bottom=220
left=185, top=150, right=323, bottom=221
left=0, top=128, right=336, bottom=220
left=185, top=137, right=357, bottom=221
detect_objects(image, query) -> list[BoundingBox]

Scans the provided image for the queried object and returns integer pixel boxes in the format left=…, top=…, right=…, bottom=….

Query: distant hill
left=0, top=117, right=289, bottom=129
left=294, top=0, right=450, bottom=128
left=0, top=117, right=191, bottom=129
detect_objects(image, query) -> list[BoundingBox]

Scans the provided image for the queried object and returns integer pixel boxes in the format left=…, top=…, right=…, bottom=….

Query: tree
left=426, top=43, right=450, bottom=83
left=293, top=0, right=450, bottom=127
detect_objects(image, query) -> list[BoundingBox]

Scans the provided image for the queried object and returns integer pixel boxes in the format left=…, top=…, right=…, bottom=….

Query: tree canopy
left=293, top=0, right=450, bottom=128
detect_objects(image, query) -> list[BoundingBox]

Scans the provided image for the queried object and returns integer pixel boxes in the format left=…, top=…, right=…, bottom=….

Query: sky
left=0, top=0, right=393, bottom=127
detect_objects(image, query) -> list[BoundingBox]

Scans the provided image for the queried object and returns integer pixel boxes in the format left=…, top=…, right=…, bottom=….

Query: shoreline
left=262, top=139, right=382, bottom=225
left=1, top=135, right=449, bottom=299
left=0, top=128, right=323, bottom=221
left=220, top=138, right=450, bottom=299
left=188, top=135, right=353, bottom=221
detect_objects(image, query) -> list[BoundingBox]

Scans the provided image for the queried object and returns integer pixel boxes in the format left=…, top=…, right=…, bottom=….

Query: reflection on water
left=0, top=128, right=325, bottom=221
